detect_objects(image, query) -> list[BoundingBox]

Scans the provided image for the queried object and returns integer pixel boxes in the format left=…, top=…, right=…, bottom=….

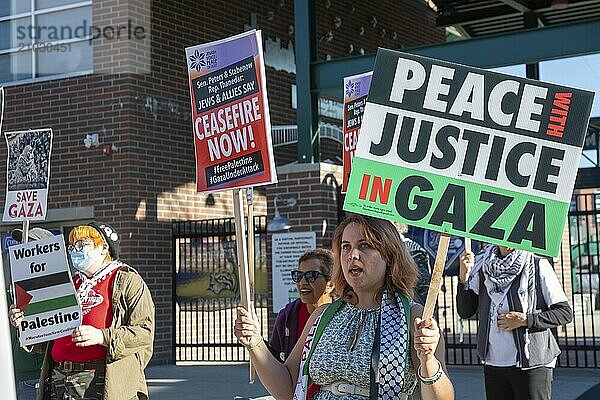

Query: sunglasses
left=290, top=270, right=328, bottom=283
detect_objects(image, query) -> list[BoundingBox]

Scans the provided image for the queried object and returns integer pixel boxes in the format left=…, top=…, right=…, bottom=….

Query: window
left=0, top=1, right=92, bottom=85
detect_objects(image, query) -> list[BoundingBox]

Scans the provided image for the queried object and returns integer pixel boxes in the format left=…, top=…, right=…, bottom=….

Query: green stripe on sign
left=343, top=157, right=569, bottom=257
left=24, top=294, right=78, bottom=316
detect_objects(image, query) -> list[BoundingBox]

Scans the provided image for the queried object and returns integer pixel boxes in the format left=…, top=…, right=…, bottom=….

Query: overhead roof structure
left=429, top=0, right=600, bottom=38
left=294, top=0, right=600, bottom=187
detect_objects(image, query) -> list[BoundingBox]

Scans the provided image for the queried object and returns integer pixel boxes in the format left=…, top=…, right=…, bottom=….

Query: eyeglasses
left=68, top=240, right=94, bottom=253
left=290, top=270, right=328, bottom=283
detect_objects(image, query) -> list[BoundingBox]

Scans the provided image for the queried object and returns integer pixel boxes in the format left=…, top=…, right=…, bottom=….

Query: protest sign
left=3, top=129, right=53, bottom=222
left=342, top=72, right=372, bottom=193
left=185, top=30, right=277, bottom=193
left=271, top=232, right=316, bottom=313
left=9, top=235, right=81, bottom=346
left=407, top=227, right=479, bottom=276
left=344, top=49, right=595, bottom=257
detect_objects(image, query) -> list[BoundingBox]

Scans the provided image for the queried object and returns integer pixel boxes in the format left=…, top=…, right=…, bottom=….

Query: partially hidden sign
left=343, top=49, right=595, bottom=257
left=342, top=72, right=372, bottom=194
left=9, top=235, right=81, bottom=346
left=3, top=128, right=53, bottom=222
left=185, top=30, right=277, bottom=193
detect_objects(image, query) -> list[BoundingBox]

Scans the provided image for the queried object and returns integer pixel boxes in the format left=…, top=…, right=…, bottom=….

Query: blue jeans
left=16, top=379, right=38, bottom=400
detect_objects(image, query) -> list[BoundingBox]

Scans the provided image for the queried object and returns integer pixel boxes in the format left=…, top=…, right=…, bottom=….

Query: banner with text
left=185, top=30, right=277, bottom=193
left=271, top=232, right=316, bottom=313
left=9, top=235, right=81, bottom=346
left=343, top=49, right=595, bottom=257
left=342, top=72, right=372, bottom=193
left=3, top=128, right=53, bottom=222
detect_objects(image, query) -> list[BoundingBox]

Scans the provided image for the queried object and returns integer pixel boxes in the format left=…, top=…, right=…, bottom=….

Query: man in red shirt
left=9, top=222, right=154, bottom=400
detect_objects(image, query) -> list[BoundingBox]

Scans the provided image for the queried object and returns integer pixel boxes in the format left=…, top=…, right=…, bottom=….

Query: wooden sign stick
left=464, top=237, right=471, bottom=253
left=422, top=234, right=451, bottom=320
left=22, top=220, right=30, bottom=243
left=232, top=188, right=251, bottom=310
left=246, top=188, right=256, bottom=384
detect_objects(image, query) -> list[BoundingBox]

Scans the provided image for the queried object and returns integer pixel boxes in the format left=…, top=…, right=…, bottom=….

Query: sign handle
left=464, top=237, right=471, bottom=253
left=245, top=188, right=256, bottom=384
left=233, top=189, right=251, bottom=309
left=422, top=234, right=450, bottom=320
left=22, top=220, right=29, bottom=244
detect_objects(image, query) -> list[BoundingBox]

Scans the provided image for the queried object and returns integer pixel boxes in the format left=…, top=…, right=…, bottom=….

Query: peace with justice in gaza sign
left=344, top=49, right=595, bottom=257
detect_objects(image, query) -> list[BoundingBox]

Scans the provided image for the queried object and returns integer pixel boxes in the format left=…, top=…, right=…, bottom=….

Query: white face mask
left=70, top=248, right=95, bottom=273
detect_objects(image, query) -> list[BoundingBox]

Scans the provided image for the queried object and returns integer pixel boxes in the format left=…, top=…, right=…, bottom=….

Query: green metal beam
left=314, top=19, right=600, bottom=93
left=294, top=0, right=318, bottom=163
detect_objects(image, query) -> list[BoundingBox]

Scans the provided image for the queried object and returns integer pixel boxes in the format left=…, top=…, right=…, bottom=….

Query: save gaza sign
left=344, top=49, right=595, bottom=257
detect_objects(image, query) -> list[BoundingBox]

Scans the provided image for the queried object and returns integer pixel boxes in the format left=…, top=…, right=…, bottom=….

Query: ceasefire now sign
left=343, top=49, right=595, bottom=257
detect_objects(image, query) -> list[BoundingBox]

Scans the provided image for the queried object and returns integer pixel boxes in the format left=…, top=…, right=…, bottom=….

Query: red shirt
left=296, top=302, right=319, bottom=399
left=52, top=268, right=119, bottom=362
left=296, top=302, right=310, bottom=340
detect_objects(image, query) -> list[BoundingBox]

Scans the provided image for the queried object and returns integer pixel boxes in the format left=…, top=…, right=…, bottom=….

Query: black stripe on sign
left=15, top=271, right=71, bottom=291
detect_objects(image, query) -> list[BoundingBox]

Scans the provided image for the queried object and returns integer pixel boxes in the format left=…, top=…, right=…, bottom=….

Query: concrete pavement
left=146, top=363, right=600, bottom=400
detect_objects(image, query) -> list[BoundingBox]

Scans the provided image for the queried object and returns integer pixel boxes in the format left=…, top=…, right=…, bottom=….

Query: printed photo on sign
left=342, top=72, right=372, bottom=194
left=9, top=234, right=81, bottom=346
left=185, top=30, right=277, bottom=193
left=343, top=49, right=595, bottom=257
left=3, top=128, right=53, bottom=222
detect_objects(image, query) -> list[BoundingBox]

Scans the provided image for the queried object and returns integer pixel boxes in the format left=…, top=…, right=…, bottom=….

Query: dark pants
left=484, top=365, right=553, bottom=400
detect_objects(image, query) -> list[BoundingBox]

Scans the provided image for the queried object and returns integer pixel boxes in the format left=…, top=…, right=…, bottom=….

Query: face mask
left=70, top=248, right=95, bottom=273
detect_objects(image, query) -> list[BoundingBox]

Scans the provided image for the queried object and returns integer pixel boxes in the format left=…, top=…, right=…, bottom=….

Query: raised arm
left=234, top=303, right=326, bottom=399
left=456, top=250, right=479, bottom=319
left=411, top=304, right=454, bottom=400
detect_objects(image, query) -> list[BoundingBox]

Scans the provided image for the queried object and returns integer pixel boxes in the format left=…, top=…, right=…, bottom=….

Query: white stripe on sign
left=356, top=102, right=580, bottom=204
left=28, top=283, right=77, bottom=303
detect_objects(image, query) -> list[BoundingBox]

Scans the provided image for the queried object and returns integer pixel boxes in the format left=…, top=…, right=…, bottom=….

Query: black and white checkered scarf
left=480, top=245, right=536, bottom=358
left=378, top=290, right=417, bottom=399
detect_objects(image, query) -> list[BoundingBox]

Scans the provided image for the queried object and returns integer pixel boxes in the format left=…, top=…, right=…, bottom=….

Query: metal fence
left=174, top=191, right=600, bottom=367
left=173, top=217, right=270, bottom=362
left=439, top=191, right=600, bottom=367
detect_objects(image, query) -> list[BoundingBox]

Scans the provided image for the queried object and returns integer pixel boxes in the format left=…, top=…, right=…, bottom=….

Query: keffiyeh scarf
left=378, top=290, right=417, bottom=399
left=478, top=245, right=536, bottom=359
left=293, top=291, right=416, bottom=400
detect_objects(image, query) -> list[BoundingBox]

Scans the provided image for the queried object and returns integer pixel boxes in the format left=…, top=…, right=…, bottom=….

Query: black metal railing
left=174, top=192, right=600, bottom=367
left=173, top=217, right=269, bottom=362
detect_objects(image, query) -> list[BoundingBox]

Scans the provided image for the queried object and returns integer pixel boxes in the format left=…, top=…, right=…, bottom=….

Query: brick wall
left=315, top=0, right=444, bottom=60
left=0, top=0, right=444, bottom=364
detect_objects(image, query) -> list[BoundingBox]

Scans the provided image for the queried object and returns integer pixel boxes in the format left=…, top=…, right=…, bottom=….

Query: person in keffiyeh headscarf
left=457, top=244, right=573, bottom=400
left=235, top=215, right=455, bottom=400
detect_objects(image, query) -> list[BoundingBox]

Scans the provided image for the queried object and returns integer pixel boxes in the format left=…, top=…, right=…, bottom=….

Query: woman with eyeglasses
left=8, top=222, right=154, bottom=400
left=234, top=215, right=454, bottom=400
left=268, top=249, right=334, bottom=376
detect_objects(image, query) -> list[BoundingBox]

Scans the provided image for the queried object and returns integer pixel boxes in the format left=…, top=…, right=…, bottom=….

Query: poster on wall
left=342, top=72, right=372, bottom=194
left=3, top=128, right=53, bottom=222
left=9, top=235, right=81, bottom=346
left=271, top=232, right=316, bottom=313
left=343, top=49, right=595, bottom=257
left=185, top=29, right=277, bottom=193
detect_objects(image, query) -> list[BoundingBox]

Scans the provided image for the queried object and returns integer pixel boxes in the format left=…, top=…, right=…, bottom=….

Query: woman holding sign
left=235, top=214, right=454, bottom=399
left=9, top=222, right=154, bottom=400
left=457, top=245, right=573, bottom=400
